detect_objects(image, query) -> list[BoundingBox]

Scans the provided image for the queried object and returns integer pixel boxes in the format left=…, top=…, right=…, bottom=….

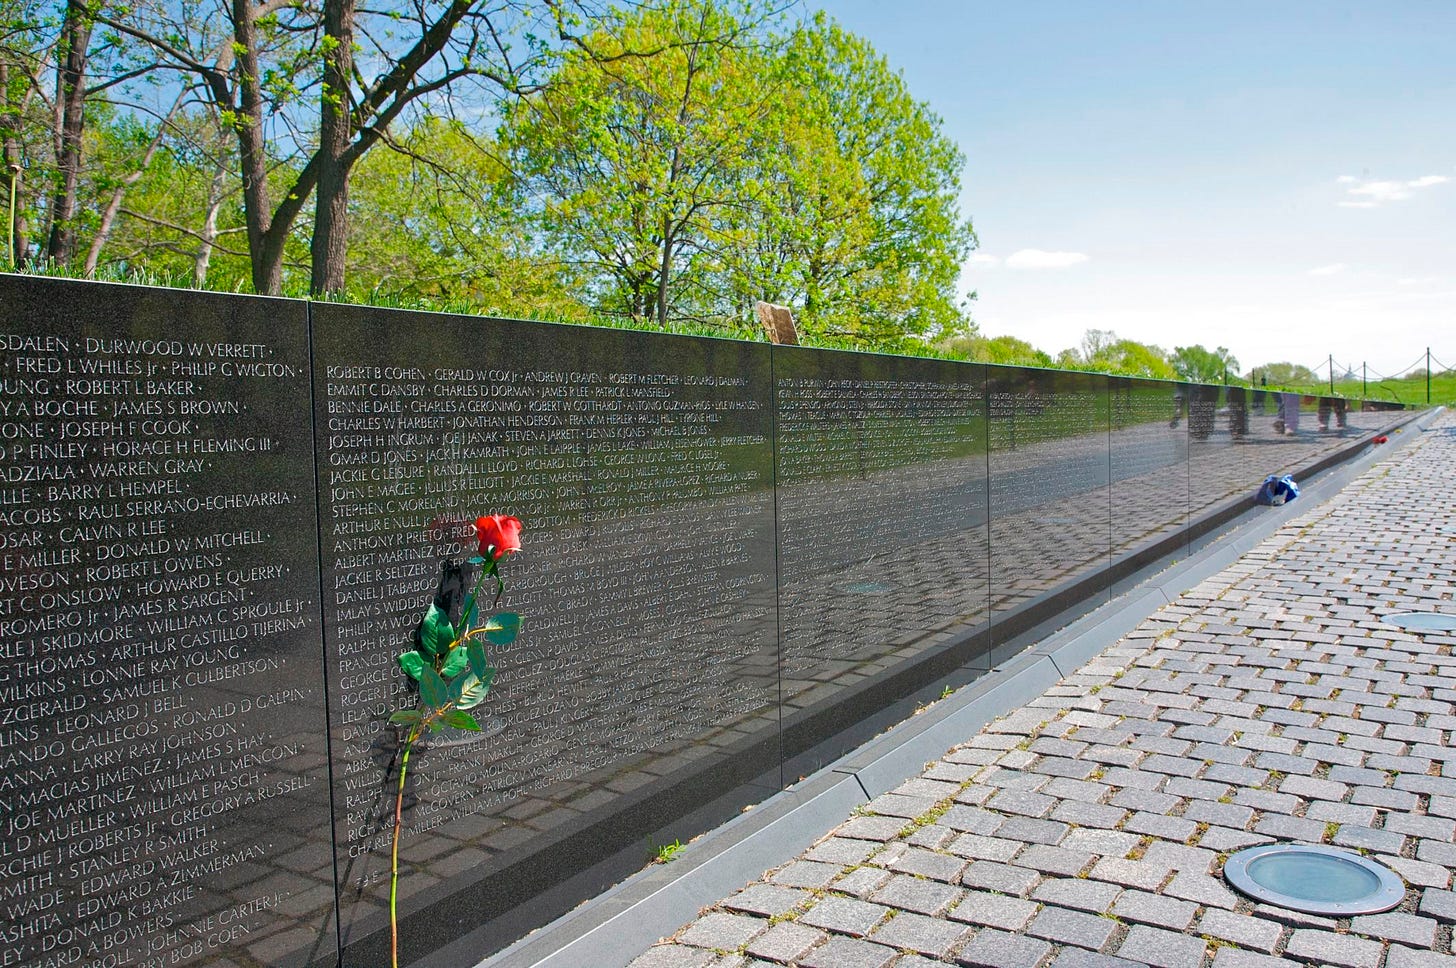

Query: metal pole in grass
left=1363, top=362, right=1367, bottom=399
left=1329, top=354, right=1335, bottom=395
left=1428, top=348, right=1432, bottom=404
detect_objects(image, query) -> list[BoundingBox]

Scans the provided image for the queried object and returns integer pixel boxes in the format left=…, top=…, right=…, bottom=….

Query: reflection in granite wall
left=310, top=305, right=778, bottom=961
left=987, top=367, right=1111, bottom=623
left=0, top=274, right=1419, bottom=968
left=1186, top=388, right=1395, bottom=520
left=774, top=349, right=989, bottom=748
left=1110, top=377, right=1188, bottom=558
left=0, top=277, right=333, bottom=968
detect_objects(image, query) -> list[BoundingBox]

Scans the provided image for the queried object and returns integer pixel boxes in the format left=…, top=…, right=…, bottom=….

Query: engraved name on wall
left=0, top=281, right=330, bottom=968
left=311, top=310, right=777, bottom=931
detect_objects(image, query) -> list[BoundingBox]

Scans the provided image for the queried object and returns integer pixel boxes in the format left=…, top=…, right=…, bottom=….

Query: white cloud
left=1337, top=173, right=1449, bottom=207
left=966, top=253, right=1002, bottom=266
left=1005, top=249, right=1090, bottom=269
left=1309, top=263, right=1347, bottom=276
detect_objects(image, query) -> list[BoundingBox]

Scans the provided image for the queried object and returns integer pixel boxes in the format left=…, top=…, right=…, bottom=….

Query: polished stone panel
left=773, top=348, right=989, bottom=760
left=310, top=305, right=778, bottom=963
left=1110, top=377, right=1188, bottom=560
left=986, top=367, right=1111, bottom=641
left=0, top=275, right=1414, bottom=968
left=0, top=276, right=333, bottom=967
left=1187, top=387, right=1391, bottom=520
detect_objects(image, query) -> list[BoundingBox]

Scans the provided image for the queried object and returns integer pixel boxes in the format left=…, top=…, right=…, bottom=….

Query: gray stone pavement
left=629, top=414, right=1456, bottom=968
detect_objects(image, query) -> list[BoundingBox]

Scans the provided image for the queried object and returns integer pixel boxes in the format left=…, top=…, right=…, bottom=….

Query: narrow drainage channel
left=1223, top=844, right=1405, bottom=916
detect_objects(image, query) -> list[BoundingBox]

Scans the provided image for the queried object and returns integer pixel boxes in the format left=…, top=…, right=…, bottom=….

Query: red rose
left=475, top=515, right=523, bottom=560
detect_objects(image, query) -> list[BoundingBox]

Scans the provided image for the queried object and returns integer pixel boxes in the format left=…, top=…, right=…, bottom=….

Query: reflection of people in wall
left=1251, top=373, right=1267, bottom=414
left=1188, top=384, right=1217, bottom=440
left=1317, top=396, right=1348, bottom=432
left=1225, top=385, right=1248, bottom=439
left=1272, top=392, right=1301, bottom=436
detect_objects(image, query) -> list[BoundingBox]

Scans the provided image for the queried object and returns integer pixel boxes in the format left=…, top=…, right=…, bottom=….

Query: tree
left=712, top=14, right=974, bottom=339
left=1090, top=338, right=1174, bottom=379
left=1248, top=362, right=1316, bottom=386
left=1055, top=330, right=1172, bottom=378
left=504, top=4, right=972, bottom=336
left=1079, top=328, right=1116, bottom=362
left=937, top=332, right=1053, bottom=368
left=345, top=115, right=586, bottom=318
left=505, top=0, right=768, bottom=325
left=1171, top=344, right=1238, bottom=383
left=100, top=0, right=634, bottom=295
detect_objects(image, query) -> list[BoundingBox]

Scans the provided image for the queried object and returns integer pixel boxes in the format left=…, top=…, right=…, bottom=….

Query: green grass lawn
left=1282, top=371, right=1456, bottom=408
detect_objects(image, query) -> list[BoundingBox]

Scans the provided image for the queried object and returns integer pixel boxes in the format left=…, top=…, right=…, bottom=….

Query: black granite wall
left=0, top=275, right=1410, bottom=967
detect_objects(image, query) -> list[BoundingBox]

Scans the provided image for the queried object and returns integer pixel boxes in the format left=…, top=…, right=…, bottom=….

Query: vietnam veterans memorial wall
left=0, top=277, right=333, bottom=967
left=0, top=274, right=1415, bottom=967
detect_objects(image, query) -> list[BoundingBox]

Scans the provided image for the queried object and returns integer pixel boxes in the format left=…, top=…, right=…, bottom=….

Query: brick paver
left=633, top=416, right=1455, bottom=967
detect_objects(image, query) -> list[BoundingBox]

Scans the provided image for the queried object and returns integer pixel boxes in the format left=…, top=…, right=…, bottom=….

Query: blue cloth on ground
left=1255, top=474, right=1299, bottom=506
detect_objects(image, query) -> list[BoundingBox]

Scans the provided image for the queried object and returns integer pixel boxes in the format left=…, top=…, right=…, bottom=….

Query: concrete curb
left=472, top=408, right=1442, bottom=968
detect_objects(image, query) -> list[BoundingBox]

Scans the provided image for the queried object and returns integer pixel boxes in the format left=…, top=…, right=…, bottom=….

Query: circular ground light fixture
left=1384, top=612, right=1456, bottom=633
left=1223, top=844, right=1405, bottom=915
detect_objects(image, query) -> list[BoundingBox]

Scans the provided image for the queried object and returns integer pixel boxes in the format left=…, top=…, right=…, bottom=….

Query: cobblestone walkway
left=630, top=416, right=1456, bottom=968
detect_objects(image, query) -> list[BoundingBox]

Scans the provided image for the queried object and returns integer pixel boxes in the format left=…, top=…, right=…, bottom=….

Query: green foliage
left=501, top=2, right=972, bottom=338
left=716, top=13, right=975, bottom=340
left=1090, top=339, right=1175, bottom=379
left=1054, top=330, right=1174, bottom=378
left=1171, top=344, right=1239, bottom=383
left=483, top=612, right=522, bottom=645
left=345, top=117, right=588, bottom=321
left=1247, top=361, right=1317, bottom=386
left=650, top=838, right=686, bottom=863
left=419, top=605, right=455, bottom=657
left=935, top=332, right=1053, bottom=368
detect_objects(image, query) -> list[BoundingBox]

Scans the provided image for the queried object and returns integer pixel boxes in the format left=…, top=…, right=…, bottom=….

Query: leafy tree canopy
left=1171, top=344, right=1238, bottom=383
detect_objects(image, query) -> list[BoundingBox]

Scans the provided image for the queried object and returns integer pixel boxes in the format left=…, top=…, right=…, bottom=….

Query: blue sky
left=812, top=1, right=1454, bottom=379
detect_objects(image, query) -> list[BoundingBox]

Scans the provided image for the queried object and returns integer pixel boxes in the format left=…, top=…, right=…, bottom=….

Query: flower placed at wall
left=386, top=514, right=523, bottom=968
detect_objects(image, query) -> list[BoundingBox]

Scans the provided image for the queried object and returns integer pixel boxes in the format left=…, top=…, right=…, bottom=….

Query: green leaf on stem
left=484, top=612, right=522, bottom=646
left=443, top=710, right=480, bottom=731
left=420, top=604, right=455, bottom=657
left=388, top=709, right=423, bottom=726
left=455, top=669, right=495, bottom=710
left=419, top=666, right=448, bottom=709
left=398, top=651, right=425, bottom=681
left=467, top=641, right=490, bottom=680
left=440, top=645, right=469, bottom=678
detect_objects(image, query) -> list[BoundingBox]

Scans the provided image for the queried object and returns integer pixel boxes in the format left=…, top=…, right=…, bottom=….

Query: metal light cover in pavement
left=1223, top=844, right=1405, bottom=915
left=1384, top=611, right=1456, bottom=632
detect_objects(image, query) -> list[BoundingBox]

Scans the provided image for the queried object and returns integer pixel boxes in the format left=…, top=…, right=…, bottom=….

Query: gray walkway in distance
left=628, top=413, right=1456, bottom=968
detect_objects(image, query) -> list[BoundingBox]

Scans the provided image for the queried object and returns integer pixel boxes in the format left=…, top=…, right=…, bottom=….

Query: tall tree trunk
left=194, top=163, right=228, bottom=286
left=655, top=219, right=673, bottom=326
left=46, top=0, right=93, bottom=265
left=1, top=61, right=26, bottom=267
left=310, top=0, right=356, bottom=295
left=231, top=0, right=283, bottom=294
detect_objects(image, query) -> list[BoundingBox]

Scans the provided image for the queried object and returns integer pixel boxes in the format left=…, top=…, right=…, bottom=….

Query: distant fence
left=0, top=274, right=1414, bottom=967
